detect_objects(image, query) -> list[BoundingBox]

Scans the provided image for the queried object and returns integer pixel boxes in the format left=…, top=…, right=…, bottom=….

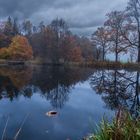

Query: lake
left=0, top=65, right=139, bottom=140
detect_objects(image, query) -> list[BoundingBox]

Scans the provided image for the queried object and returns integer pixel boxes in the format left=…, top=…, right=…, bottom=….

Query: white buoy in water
left=46, top=111, right=58, bottom=117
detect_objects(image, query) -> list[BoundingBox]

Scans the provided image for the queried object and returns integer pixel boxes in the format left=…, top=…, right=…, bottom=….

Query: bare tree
left=105, top=11, right=129, bottom=62
left=125, top=0, right=140, bottom=62
left=92, top=27, right=109, bottom=61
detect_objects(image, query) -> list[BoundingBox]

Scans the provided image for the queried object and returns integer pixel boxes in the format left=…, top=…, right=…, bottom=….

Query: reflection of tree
left=90, top=69, right=140, bottom=117
left=130, top=72, right=140, bottom=118
left=0, top=66, right=94, bottom=108
left=0, top=76, right=18, bottom=101
left=32, top=66, right=94, bottom=108
left=0, top=66, right=33, bottom=89
left=45, top=84, right=71, bottom=108
left=31, top=66, right=93, bottom=93
left=0, top=66, right=33, bottom=100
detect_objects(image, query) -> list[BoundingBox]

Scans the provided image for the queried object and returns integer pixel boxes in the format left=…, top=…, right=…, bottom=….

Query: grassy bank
left=27, top=60, right=140, bottom=71
left=85, top=61, right=140, bottom=70
left=0, top=59, right=140, bottom=70
left=86, top=110, right=140, bottom=140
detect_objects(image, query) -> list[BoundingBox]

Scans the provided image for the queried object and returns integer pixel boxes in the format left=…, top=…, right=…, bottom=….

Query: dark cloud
left=0, top=0, right=56, bottom=18
left=0, top=0, right=128, bottom=36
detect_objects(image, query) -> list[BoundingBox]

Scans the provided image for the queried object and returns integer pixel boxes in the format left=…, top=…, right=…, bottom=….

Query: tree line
left=0, top=17, right=97, bottom=62
left=0, top=0, right=139, bottom=63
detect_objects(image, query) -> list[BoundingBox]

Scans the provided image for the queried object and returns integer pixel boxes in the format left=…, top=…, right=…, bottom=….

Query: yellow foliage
left=0, top=47, right=10, bottom=59
left=0, top=35, right=33, bottom=60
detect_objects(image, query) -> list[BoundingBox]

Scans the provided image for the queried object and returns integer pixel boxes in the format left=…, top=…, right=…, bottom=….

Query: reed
left=14, top=114, right=29, bottom=140
left=1, top=116, right=9, bottom=140
left=86, top=110, right=140, bottom=140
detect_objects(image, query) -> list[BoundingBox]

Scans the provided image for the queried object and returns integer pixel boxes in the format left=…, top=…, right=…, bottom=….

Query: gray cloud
left=0, top=0, right=128, bottom=36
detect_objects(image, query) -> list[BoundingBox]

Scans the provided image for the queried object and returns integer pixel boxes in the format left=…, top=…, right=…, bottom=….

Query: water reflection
left=0, top=66, right=33, bottom=101
left=0, top=66, right=139, bottom=112
left=0, top=66, right=94, bottom=108
left=0, top=66, right=139, bottom=113
left=0, top=66, right=139, bottom=139
left=90, top=69, right=140, bottom=117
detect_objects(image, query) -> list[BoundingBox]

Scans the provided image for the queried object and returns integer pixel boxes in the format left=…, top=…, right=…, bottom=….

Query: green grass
left=86, top=110, right=140, bottom=140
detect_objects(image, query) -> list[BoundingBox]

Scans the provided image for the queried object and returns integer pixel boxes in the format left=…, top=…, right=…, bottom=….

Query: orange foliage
left=69, top=47, right=82, bottom=62
left=0, top=67, right=33, bottom=89
left=0, top=47, right=9, bottom=59
left=0, top=35, right=33, bottom=60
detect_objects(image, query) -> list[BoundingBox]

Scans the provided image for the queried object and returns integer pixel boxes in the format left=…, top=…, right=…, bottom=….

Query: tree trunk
left=102, top=47, right=105, bottom=61
left=136, top=72, right=140, bottom=106
left=138, top=46, right=140, bottom=63
left=138, top=33, right=140, bottom=63
left=115, top=37, right=118, bottom=63
left=115, top=53, right=118, bottom=63
left=130, top=72, right=140, bottom=117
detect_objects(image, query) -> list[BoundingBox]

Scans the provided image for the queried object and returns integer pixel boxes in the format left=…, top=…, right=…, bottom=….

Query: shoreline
left=0, top=60, right=139, bottom=70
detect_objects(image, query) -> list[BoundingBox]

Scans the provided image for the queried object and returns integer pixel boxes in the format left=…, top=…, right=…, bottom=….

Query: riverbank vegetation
left=86, top=109, right=140, bottom=140
left=0, top=0, right=140, bottom=65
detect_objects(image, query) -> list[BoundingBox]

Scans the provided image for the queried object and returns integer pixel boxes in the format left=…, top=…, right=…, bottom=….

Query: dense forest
left=0, top=18, right=97, bottom=63
left=0, top=0, right=140, bottom=63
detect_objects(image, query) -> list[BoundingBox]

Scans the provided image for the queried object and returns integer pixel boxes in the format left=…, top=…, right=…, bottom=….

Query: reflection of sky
left=0, top=81, right=114, bottom=140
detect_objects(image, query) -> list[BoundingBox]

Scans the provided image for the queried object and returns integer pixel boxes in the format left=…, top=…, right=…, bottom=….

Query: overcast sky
left=0, top=0, right=128, bottom=36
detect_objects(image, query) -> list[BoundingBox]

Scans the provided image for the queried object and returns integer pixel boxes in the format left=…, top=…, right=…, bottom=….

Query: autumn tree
left=1, top=17, right=98, bottom=63
left=30, top=26, right=57, bottom=62
left=75, top=36, right=95, bottom=61
left=69, top=47, right=82, bottom=62
left=0, top=35, right=33, bottom=60
left=41, top=26, right=58, bottom=62
left=9, top=35, right=33, bottom=60
left=49, top=18, right=70, bottom=63
left=105, top=11, right=129, bottom=62
left=59, top=35, right=74, bottom=62
left=92, top=27, right=109, bottom=61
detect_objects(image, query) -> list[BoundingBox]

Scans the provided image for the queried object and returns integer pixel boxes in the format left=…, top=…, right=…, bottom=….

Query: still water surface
left=0, top=66, right=139, bottom=140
